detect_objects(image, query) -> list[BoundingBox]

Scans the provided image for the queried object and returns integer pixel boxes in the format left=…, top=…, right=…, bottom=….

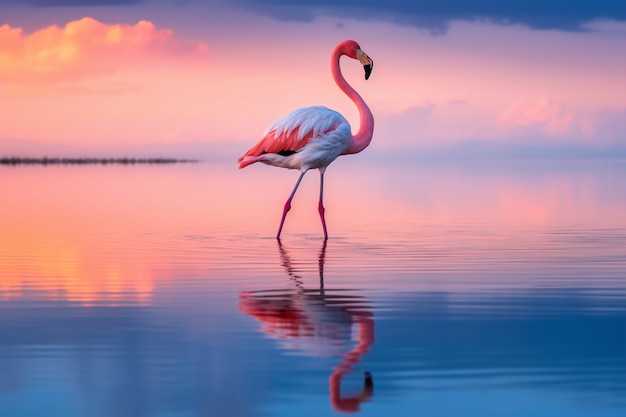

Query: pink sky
left=1, top=4, right=625, bottom=157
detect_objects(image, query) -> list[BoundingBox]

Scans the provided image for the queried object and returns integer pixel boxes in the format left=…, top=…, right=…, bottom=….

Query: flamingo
left=237, top=40, right=374, bottom=240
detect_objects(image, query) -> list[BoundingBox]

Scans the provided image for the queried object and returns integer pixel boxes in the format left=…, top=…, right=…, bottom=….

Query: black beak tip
left=364, top=64, right=372, bottom=80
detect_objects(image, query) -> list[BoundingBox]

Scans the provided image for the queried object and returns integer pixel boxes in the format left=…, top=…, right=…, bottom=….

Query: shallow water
left=1, top=159, right=625, bottom=416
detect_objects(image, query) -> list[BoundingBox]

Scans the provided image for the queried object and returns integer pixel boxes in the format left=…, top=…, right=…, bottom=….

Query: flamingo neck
left=331, top=47, right=374, bottom=155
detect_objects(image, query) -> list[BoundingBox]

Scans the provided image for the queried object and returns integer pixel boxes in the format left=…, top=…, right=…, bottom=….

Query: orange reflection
left=1, top=162, right=623, bottom=305
left=239, top=240, right=375, bottom=413
left=0, top=230, right=153, bottom=305
left=0, top=165, right=259, bottom=306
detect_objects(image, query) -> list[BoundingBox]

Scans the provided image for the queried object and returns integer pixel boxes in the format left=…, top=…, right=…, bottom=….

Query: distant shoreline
left=0, top=157, right=199, bottom=165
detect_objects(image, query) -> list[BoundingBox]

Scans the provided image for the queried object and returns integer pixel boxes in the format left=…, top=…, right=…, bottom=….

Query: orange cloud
left=0, top=17, right=208, bottom=82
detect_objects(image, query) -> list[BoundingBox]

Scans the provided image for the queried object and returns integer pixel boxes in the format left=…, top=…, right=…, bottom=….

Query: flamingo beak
left=357, top=49, right=373, bottom=80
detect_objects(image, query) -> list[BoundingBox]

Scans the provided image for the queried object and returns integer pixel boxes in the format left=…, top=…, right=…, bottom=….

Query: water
left=1, top=158, right=625, bottom=416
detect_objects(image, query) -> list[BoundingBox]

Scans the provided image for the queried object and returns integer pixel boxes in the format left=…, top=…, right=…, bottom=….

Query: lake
left=1, top=157, right=625, bottom=417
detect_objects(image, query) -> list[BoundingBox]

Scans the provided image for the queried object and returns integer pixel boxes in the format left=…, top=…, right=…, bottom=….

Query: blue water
left=0, top=160, right=625, bottom=416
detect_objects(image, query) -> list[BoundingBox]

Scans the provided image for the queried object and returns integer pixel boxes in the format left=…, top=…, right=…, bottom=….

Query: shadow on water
left=239, top=240, right=375, bottom=413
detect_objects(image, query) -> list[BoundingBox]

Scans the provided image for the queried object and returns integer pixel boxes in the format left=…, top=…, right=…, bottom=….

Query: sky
left=0, top=0, right=625, bottom=158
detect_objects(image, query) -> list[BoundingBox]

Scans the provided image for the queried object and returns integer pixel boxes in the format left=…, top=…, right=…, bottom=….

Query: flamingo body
left=238, top=40, right=374, bottom=239
left=238, top=106, right=351, bottom=171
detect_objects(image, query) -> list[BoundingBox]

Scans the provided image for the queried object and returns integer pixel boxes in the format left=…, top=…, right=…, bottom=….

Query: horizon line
left=0, top=157, right=199, bottom=166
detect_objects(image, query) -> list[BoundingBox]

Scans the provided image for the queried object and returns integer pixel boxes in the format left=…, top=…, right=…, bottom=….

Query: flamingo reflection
left=239, top=240, right=375, bottom=413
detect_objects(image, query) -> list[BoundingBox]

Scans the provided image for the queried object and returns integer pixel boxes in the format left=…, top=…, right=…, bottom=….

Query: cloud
left=0, top=17, right=208, bottom=83
left=228, top=0, right=626, bottom=32
left=498, top=97, right=578, bottom=136
left=498, top=96, right=626, bottom=145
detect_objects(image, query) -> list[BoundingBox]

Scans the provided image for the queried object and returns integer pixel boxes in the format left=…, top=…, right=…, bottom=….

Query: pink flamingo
left=238, top=40, right=374, bottom=240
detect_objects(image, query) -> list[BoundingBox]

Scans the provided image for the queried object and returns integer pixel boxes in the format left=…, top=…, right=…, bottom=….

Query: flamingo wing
left=238, top=106, right=348, bottom=162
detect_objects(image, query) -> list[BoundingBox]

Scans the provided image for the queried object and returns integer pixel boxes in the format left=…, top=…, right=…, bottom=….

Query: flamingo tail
left=238, top=155, right=263, bottom=169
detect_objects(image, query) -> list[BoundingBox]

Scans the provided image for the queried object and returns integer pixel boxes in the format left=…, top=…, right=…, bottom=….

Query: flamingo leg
left=277, top=170, right=307, bottom=240
left=318, top=168, right=328, bottom=240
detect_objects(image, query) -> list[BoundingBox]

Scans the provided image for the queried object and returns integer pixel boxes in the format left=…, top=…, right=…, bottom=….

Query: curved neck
left=331, top=47, right=374, bottom=155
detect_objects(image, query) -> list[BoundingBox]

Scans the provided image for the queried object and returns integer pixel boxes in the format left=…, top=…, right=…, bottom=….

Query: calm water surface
left=1, top=159, right=625, bottom=416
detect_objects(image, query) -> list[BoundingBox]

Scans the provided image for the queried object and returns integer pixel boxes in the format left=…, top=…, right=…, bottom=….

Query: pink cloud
left=498, top=96, right=577, bottom=135
left=498, top=96, right=626, bottom=144
left=0, top=17, right=208, bottom=83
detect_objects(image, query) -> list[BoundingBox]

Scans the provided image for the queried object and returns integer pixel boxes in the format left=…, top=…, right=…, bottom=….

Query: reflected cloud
left=239, top=240, right=375, bottom=413
left=0, top=233, right=154, bottom=306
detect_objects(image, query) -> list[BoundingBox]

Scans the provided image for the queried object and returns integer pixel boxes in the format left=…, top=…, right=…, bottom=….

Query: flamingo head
left=340, top=40, right=374, bottom=80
